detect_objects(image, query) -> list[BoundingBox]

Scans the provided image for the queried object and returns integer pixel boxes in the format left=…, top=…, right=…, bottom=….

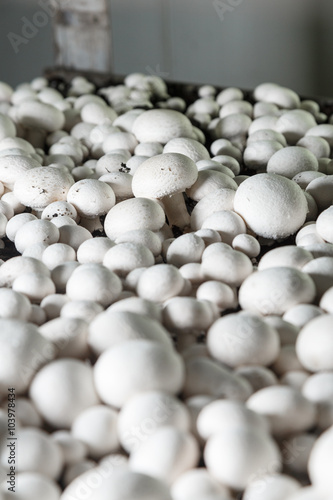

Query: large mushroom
left=132, top=153, right=198, bottom=230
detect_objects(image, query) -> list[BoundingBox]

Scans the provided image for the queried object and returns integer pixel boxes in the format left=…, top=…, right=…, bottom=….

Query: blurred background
left=1, top=0, right=333, bottom=97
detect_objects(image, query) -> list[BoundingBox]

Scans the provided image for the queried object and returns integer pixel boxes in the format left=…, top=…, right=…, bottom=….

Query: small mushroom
left=132, top=152, right=198, bottom=229
left=29, top=358, right=100, bottom=428
left=94, top=339, right=185, bottom=408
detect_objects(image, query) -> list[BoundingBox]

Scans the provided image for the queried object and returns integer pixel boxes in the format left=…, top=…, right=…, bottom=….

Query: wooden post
left=53, top=0, right=112, bottom=73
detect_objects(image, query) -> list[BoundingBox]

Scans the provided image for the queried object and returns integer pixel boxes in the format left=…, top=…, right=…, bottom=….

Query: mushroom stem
left=161, top=192, right=190, bottom=230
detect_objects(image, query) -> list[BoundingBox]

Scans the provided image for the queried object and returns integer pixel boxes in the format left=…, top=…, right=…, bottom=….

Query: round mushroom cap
left=267, top=146, right=318, bottom=179
left=0, top=155, right=40, bottom=190
left=71, top=404, right=119, bottom=459
left=197, top=399, right=270, bottom=441
left=132, top=153, right=198, bottom=199
left=104, top=197, right=165, bottom=240
left=88, top=309, right=172, bottom=355
left=132, top=109, right=193, bottom=144
left=0, top=318, right=56, bottom=396
left=308, top=426, right=333, bottom=493
left=11, top=427, right=63, bottom=479
left=171, top=468, right=231, bottom=500
left=94, top=339, right=185, bottom=408
left=14, top=166, right=74, bottom=210
left=61, top=468, right=173, bottom=500
left=67, top=179, right=116, bottom=218
left=239, top=267, right=316, bottom=316
left=207, top=311, right=280, bottom=368
left=129, top=426, right=200, bottom=485
left=163, top=137, right=210, bottom=162
left=233, top=173, right=308, bottom=239
left=204, top=426, right=281, bottom=490
left=242, top=473, right=301, bottom=500
left=117, top=390, right=191, bottom=454
left=9, top=472, right=61, bottom=500
left=296, top=314, right=333, bottom=371
left=66, top=263, right=122, bottom=307
left=29, top=358, right=100, bottom=428
left=246, top=385, right=317, bottom=437
left=18, top=100, right=65, bottom=132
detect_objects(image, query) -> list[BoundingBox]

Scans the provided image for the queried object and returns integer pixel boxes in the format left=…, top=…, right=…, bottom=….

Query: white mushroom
left=246, top=385, right=317, bottom=436
left=104, top=197, right=165, bottom=239
left=136, top=264, right=185, bottom=302
left=257, top=245, right=313, bottom=271
left=71, top=405, right=119, bottom=459
left=183, top=356, right=252, bottom=401
left=14, top=166, right=74, bottom=210
left=14, top=219, right=60, bottom=254
left=239, top=267, right=316, bottom=316
left=29, top=358, right=100, bottom=428
left=204, top=426, right=281, bottom=490
left=129, top=426, right=200, bottom=485
left=103, top=242, right=155, bottom=277
left=132, top=109, right=194, bottom=144
left=61, top=468, right=173, bottom=500
left=190, top=188, right=236, bottom=230
left=201, top=210, right=246, bottom=245
left=267, top=146, right=318, bottom=179
left=88, top=310, right=172, bottom=355
left=196, top=280, right=237, bottom=311
left=0, top=288, right=31, bottom=320
left=9, top=427, right=63, bottom=479
left=201, top=242, right=253, bottom=287
left=296, top=314, right=333, bottom=371
left=0, top=318, right=55, bottom=396
left=66, top=263, right=122, bottom=307
left=6, top=472, right=61, bottom=500
left=51, top=430, right=87, bottom=466
left=233, top=173, right=308, bottom=239
left=243, top=473, right=301, bottom=500
left=197, top=399, right=269, bottom=441
left=94, top=339, right=185, bottom=408
left=67, top=179, right=115, bottom=219
left=132, top=153, right=198, bottom=229
left=17, top=100, right=65, bottom=132
left=207, top=311, right=280, bottom=368
left=117, top=390, right=190, bottom=453
left=308, top=425, right=333, bottom=493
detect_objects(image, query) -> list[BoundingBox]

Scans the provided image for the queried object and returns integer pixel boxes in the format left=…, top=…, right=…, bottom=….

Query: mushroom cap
left=0, top=318, right=55, bottom=396
left=104, top=197, right=165, bottom=240
left=207, top=311, right=280, bottom=368
left=239, top=266, right=316, bottom=316
left=10, top=472, right=61, bottom=500
left=234, top=173, right=308, bottom=239
left=296, top=314, right=333, bottom=371
left=204, top=426, right=281, bottom=490
left=71, top=404, right=119, bottom=459
left=308, top=425, right=333, bottom=492
left=94, top=339, right=185, bottom=408
left=14, top=166, right=74, bottom=210
left=132, top=109, right=193, bottom=144
left=61, top=468, right=173, bottom=500
left=132, top=153, right=198, bottom=199
left=129, top=426, right=200, bottom=485
left=163, top=137, right=210, bottom=162
left=117, top=390, right=191, bottom=454
left=13, top=427, right=63, bottom=479
left=29, top=358, right=100, bottom=428
left=246, top=385, right=317, bottom=437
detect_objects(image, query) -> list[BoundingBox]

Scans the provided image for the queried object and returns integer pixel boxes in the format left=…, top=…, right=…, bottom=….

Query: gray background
left=1, top=0, right=333, bottom=97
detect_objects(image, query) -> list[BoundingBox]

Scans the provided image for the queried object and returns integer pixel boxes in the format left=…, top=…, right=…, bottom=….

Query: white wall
left=1, top=0, right=333, bottom=97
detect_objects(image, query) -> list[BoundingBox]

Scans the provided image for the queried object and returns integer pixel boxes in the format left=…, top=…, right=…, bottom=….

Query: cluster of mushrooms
left=0, top=73, right=333, bottom=500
